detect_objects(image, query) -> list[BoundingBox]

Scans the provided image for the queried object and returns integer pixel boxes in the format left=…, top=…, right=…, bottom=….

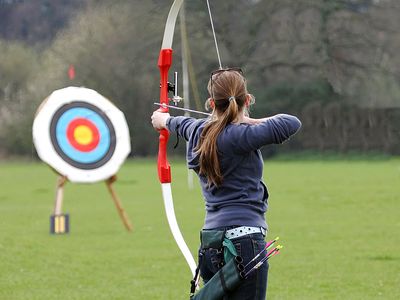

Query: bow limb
left=157, top=0, right=197, bottom=277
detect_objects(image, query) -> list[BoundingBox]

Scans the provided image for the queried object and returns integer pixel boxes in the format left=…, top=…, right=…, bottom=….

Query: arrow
left=154, top=103, right=211, bottom=116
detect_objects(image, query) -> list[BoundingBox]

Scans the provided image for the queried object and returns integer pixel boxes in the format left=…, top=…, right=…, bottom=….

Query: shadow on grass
left=369, top=255, right=399, bottom=261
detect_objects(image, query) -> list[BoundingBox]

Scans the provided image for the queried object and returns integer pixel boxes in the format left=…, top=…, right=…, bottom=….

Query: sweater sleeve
left=226, top=114, right=302, bottom=153
left=166, top=116, right=201, bottom=142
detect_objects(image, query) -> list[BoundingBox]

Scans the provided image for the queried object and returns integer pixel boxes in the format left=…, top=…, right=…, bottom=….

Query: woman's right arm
left=232, top=114, right=302, bottom=152
left=242, top=116, right=271, bottom=125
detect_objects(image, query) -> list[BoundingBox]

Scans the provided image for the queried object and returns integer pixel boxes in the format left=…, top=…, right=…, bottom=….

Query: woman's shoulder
left=218, top=123, right=250, bottom=142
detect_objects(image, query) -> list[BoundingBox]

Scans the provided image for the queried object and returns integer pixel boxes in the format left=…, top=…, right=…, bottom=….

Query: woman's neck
left=213, top=109, right=246, bottom=123
left=233, top=110, right=246, bottom=124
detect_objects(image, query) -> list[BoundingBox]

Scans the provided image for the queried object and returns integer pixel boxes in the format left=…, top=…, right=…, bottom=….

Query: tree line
left=0, top=0, right=399, bottom=158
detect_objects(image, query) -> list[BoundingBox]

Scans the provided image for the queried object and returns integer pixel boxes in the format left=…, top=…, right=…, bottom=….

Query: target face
left=33, top=87, right=131, bottom=183
left=50, top=101, right=116, bottom=169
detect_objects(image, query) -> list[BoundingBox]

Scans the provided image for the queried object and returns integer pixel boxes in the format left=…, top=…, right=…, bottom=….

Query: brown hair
left=196, top=69, right=249, bottom=186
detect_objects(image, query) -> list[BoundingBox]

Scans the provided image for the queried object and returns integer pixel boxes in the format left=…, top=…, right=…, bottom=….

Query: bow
left=157, top=0, right=197, bottom=277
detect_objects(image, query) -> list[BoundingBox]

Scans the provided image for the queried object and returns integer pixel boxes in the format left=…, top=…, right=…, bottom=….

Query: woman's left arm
left=151, top=111, right=170, bottom=130
left=151, top=111, right=200, bottom=141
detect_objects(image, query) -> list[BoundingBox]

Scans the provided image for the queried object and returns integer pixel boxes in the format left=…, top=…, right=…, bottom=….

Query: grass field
left=0, top=158, right=399, bottom=300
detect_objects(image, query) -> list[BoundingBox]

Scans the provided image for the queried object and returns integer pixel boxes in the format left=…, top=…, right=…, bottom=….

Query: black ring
left=50, top=101, right=116, bottom=170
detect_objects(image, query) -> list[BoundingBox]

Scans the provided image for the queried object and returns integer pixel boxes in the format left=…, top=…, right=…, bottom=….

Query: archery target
left=33, top=87, right=131, bottom=183
left=50, top=101, right=116, bottom=169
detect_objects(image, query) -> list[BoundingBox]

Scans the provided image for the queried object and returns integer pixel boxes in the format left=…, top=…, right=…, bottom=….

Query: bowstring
left=206, top=0, right=223, bottom=69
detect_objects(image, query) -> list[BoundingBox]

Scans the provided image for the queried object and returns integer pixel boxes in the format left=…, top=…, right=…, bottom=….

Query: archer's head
left=196, top=68, right=255, bottom=187
left=206, top=68, right=254, bottom=123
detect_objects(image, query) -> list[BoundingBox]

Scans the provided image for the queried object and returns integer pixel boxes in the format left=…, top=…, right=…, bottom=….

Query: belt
left=225, top=226, right=266, bottom=239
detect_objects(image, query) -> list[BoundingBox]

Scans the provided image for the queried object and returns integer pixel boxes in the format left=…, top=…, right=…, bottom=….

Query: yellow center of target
left=73, top=125, right=93, bottom=145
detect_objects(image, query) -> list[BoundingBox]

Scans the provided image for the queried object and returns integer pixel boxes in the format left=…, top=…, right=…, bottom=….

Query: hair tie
left=228, top=96, right=236, bottom=102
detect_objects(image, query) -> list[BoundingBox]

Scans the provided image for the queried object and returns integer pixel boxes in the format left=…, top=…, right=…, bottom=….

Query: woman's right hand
left=151, top=111, right=170, bottom=130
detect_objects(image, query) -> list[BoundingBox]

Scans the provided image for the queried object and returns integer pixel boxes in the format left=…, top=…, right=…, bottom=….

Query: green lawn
left=0, top=159, right=399, bottom=299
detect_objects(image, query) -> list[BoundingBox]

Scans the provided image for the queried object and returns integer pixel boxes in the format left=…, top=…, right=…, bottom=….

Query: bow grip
left=157, top=48, right=173, bottom=184
left=158, top=129, right=171, bottom=183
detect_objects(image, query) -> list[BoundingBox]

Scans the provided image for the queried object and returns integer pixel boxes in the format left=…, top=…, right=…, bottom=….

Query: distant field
left=0, top=159, right=399, bottom=300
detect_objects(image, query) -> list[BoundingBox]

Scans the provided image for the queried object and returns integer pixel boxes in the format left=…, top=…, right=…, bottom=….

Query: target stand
left=49, top=175, right=132, bottom=234
left=50, top=176, right=69, bottom=234
left=33, top=87, right=133, bottom=234
left=50, top=214, right=70, bottom=234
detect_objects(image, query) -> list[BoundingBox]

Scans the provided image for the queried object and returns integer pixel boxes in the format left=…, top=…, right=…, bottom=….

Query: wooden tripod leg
left=51, top=176, right=69, bottom=234
left=54, top=176, right=67, bottom=215
left=106, top=176, right=133, bottom=232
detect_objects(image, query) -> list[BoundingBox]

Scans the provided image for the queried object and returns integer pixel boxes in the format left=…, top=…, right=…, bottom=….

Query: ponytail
left=196, top=70, right=248, bottom=187
left=197, top=99, right=238, bottom=186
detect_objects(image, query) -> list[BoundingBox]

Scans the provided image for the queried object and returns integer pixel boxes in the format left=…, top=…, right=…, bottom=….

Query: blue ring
left=55, top=107, right=110, bottom=164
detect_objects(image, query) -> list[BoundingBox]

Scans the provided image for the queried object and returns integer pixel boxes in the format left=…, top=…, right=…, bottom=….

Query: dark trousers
left=199, top=233, right=269, bottom=300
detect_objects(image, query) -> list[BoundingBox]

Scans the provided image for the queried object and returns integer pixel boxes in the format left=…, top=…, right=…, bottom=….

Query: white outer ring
left=32, top=86, right=131, bottom=183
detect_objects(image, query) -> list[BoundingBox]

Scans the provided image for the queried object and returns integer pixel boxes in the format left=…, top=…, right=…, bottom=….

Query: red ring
left=66, top=118, right=100, bottom=152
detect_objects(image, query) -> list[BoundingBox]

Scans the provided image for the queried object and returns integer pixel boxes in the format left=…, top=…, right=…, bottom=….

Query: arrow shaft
left=244, top=249, right=281, bottom=277
left=154, top=103, right=210, bottom=116
left=244, top=238, right=278, bottom=269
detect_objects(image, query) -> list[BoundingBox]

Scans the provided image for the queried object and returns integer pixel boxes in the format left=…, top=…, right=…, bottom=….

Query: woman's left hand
left=151, top=111, right=170, bottom=130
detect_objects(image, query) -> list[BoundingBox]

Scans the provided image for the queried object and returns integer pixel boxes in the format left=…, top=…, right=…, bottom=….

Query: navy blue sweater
left=166, top=114, right=301, bottom=230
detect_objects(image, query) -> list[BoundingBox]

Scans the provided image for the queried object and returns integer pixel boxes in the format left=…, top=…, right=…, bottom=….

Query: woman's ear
left=210, top=99, right=215, bottom=109
left=245, top=94, right=251, bottom=107
left=246, top=94, right=255, bottom=106
left=205, top=98, right=215, bottom=111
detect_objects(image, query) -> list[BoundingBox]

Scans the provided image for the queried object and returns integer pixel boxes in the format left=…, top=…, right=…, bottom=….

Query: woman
left=151, top=68, right=301, bottom=299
